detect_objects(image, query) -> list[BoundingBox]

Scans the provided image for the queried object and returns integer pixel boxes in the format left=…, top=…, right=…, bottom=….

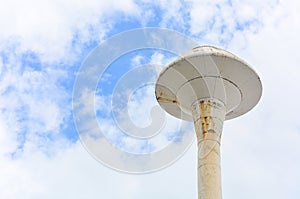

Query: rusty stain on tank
left=157, top=96, right=177, bottom=103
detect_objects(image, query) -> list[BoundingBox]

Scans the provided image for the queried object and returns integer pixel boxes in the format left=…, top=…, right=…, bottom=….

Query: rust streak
left=200, top=100, right=213, bottom=138
left=157, top=97, right=177, bottom=103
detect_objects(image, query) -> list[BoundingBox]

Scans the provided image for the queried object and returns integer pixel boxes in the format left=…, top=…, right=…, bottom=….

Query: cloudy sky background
left=1, top=0, right=300, bottom=198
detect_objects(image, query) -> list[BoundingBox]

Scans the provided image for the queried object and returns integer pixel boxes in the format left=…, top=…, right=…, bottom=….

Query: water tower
left=155, top=46, right=262, bottom=199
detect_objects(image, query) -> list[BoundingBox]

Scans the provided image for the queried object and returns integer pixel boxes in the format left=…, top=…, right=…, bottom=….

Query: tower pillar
left=191, top=98, right=226, bottom=199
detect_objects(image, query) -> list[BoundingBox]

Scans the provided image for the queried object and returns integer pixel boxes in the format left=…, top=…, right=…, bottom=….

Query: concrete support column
left=191, top=98, right=226, bottom=199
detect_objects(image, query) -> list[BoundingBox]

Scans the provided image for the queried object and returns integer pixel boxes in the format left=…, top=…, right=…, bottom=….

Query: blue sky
left=1, top=0, right=300, bottom=198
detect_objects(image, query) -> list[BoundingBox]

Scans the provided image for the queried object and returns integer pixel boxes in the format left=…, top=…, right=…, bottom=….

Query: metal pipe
left=191, top=98, right=226, bottom=199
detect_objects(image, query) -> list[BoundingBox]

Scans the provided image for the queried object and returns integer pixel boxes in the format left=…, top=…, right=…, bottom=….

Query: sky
left=0, top=0, right=300, bottom=198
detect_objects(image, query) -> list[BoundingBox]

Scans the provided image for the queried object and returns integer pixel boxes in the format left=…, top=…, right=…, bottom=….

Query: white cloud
left=0, top=47, right=70, bottom=157
left=0, top=0, right=140, bottom=63
left=130, top=55, right=145, bottom=67
left=0, top=115, right=18, bottom=156
left=156, top=0, right=186, bottom=29
left=149, top=52, right=169, bottom=74
left=186, top=0, right=279, bottom=44
left=127, top=84, right=156, bottom=127
left=0, top=141, right=198, bottom=199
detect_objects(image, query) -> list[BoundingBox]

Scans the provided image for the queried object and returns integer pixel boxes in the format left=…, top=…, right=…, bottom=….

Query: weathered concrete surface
left=191, top=98, right=226, bottom=199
